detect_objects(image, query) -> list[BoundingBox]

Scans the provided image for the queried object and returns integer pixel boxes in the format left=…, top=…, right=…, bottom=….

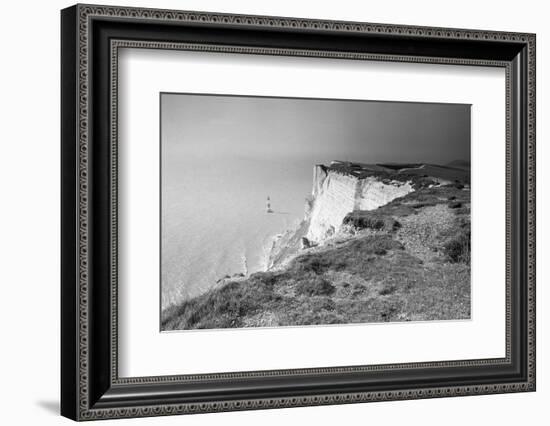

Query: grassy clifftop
left=161, top=182, right=471, bottom=331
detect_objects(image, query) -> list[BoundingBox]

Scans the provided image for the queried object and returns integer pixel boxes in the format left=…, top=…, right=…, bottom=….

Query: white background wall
left=0, top=0, right=547, bottom=424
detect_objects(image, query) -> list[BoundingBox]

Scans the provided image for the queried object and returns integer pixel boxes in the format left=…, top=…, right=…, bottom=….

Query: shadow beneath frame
left=36, top=400, right=59, bottom=416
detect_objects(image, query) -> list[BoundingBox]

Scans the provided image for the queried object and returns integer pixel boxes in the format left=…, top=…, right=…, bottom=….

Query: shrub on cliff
left=295, top=276, right=336, bottom=296
left=343, top=212, right=401, bottom=232
left=443, top=229, right=471, bottom=264
left=250, top=271, right=282, bottom=287
left=293, top=255, right=333, bottom=274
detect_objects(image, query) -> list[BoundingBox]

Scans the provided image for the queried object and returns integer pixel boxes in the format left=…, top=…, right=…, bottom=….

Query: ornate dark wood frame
left=61, top=3, right=536, bottom=421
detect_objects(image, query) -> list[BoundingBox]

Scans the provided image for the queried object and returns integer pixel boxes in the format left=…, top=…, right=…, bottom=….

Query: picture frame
left=61, top=3, right=536, bottom=421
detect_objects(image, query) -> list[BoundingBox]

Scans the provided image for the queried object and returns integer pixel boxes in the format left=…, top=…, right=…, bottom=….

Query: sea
left=161, top=157, right=316, bottom=310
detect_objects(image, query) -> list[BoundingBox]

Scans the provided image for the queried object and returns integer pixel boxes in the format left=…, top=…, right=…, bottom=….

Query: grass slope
left=162, top=182, right=471, bottom=330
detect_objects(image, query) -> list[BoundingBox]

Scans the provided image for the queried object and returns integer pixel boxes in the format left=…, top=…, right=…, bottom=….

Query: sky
left=161, top=93, right=471, bottom=167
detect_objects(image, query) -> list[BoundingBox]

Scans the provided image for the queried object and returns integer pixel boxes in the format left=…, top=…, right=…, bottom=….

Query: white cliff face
left=357, top=177, right=413, bottom=210
left=306, top=168, right=358, bottom=242
left=305, top=165, right=413, bottom=243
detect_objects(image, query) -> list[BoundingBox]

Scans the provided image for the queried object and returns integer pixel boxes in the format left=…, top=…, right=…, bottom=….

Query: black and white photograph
left=54, top=2, right=537, bottom=422
left=160, top=94, right=472, bottom=331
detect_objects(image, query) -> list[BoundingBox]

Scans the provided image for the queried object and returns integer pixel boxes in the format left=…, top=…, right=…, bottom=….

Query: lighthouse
left=266, top=196, right=274, bottom=213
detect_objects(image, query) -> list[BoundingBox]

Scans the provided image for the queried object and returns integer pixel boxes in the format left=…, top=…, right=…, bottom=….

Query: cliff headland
left=162, top=161, right=471, bottom=330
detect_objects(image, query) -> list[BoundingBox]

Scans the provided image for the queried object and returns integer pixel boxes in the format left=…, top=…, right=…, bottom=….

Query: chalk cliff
left=305, top=163, right=413, bottom=243
left=267, top=161, right=421, bottom=269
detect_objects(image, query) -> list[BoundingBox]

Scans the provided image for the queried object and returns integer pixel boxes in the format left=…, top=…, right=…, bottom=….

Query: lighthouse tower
left=266, top=196, right=274, bottom=213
